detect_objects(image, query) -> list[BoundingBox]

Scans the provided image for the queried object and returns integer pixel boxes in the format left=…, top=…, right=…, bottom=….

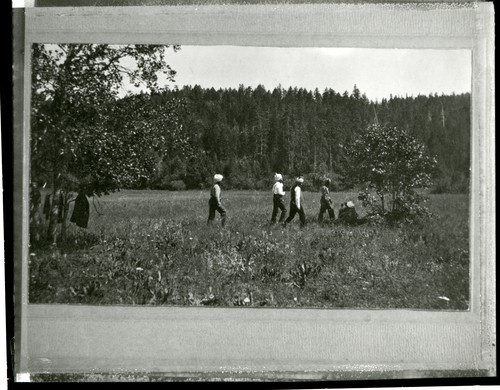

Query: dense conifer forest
left=145, top=85, right=470, bottom=193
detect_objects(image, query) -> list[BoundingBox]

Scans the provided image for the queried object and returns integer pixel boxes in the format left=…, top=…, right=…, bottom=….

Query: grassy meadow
left=29, top=190, right=470, bottom=310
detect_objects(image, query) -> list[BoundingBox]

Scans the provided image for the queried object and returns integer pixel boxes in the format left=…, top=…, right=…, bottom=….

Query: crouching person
left=318, top=178, right=335, bottom=223
left=207, top=174, right=227, bottom=226
left=270, top=173, right=287, bottom=224
left=284, top=176, right=306, bottom=227
left=338, top=201, right=358, bottom=225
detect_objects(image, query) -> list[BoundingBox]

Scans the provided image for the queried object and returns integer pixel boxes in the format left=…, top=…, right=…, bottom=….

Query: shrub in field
left=303, top=172, right=341, bottom=192
left=343, top=124, right=437, bottom=222
left=255, top=177, right=274, bottom=191
left=167, top=180, right=187, bottom=191
left=431, top=170, right=470, bottom=194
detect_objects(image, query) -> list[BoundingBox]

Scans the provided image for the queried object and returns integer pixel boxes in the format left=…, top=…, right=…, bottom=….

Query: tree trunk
left=60, top=191, right=70, bottom=243
left=329, top=144, right=332, bottom=172
left=380, top=193, right=385, bottom=214
left=47, top=166, right=59, bottom=245
left=259, top=125, right=264, bottom=157
left=47, top=190, right=59, bottom=245
left=313, top=146, right=317, bottom=171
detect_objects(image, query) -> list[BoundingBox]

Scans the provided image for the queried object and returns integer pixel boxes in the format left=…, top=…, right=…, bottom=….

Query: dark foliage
left=153, top=85, right=470, bottom=192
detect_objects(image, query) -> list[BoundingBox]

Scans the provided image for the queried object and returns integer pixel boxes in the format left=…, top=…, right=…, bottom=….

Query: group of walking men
left=207, top=173, right=358, bottom=227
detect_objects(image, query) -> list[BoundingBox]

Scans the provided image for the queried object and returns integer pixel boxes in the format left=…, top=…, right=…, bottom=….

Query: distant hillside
left=134, top=85, right=471, bottom=193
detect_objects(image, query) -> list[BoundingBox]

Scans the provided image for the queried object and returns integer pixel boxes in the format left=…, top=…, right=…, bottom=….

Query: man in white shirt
left=270, top=173, right=287, bottom=224
left=284, top=176, right=306, bottom=227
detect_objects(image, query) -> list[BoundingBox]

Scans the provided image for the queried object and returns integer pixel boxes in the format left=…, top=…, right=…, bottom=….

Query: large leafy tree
left=30, top=43, right=183, bottom=242
left=64, top=93, right=188, bottom=195
left=343, top=124, right=437, bottom=221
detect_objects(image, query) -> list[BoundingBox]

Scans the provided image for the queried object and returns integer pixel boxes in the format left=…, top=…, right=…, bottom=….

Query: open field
left=29, top=190, right=469, bottom=310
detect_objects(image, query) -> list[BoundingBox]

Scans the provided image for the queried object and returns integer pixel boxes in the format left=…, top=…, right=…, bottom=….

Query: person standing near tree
left=270, top=173, right=287, bottom=224
left=70, top=191, right=90, bottom=229
left=284, top=176, right=306, bottom=227
left=207, top=174, right=227, bottom=226
left=318, top=178, right=335, bottom=223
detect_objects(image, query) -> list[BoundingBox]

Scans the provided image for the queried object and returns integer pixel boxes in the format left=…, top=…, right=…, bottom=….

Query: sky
left=133, top=46, right=472, bottom=102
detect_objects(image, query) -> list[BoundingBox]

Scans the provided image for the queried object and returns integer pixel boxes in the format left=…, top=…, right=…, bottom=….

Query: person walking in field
left=270, top=173, right=287, bottom=224
left=207, top=174, right=227, bottom=226
left=284, top=176, right=306, bottom=227
left=318, top=178, right=335, bottom=223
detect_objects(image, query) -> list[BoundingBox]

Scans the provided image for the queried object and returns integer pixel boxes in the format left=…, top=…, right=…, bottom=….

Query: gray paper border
left=14, top=2, right=496, bottom=381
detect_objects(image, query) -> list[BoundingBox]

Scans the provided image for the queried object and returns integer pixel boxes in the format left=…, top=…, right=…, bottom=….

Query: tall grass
left=29, top=190, right=469, bottom=310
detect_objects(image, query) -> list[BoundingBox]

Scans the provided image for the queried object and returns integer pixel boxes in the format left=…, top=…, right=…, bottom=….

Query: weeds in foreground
left=29, top=191, right=469, bottom=310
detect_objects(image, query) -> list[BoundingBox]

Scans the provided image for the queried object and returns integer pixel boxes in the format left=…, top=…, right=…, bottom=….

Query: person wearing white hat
left=270, top=173, right=287, bottom=224
left=318, top=178, right=335, bottom=223
left=284, top=176, right=306, bottom=227
left=338, top=200, right=358, bottom=225
left=207, top=174, right=226, bottom=226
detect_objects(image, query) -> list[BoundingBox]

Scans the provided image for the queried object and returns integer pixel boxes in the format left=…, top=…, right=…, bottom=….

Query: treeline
left=145, top=84, right=469, bottom=193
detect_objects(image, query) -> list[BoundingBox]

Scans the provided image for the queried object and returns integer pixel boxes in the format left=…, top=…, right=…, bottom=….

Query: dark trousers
left=207, top=198, right=226, bottom=226
left=318, top=199, right=335, bottom=222
left=271, top=195, right=287, bottom=223
left=285, top=203, right=306, bottom=226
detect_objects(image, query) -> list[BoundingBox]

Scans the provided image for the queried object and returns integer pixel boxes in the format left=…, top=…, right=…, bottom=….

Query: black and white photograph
left=10, top=1, right=495, bottom=384
left=28, top=44, right=472, bottom=310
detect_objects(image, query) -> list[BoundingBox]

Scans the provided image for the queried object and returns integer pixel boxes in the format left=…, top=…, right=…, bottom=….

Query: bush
left=431, top=172, right=470, bottom=194
left=302, top=172, right=343, bottom=192
left=167, top=180, right=187, bottom=191
left=229, top=176, right=257, bottom=190
left=344, top=124, right=437, bottom=223
left=255, top=178, right=273, bottom=191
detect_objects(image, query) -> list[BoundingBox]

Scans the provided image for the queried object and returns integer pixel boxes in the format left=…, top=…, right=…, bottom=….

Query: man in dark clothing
left=318, top=178, right=335, bottom=223
left=207, top=174, right=227, bottom=226
left=338, top=202, right=346, bottom=220
left=284, top=176, right=306, bottom=227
